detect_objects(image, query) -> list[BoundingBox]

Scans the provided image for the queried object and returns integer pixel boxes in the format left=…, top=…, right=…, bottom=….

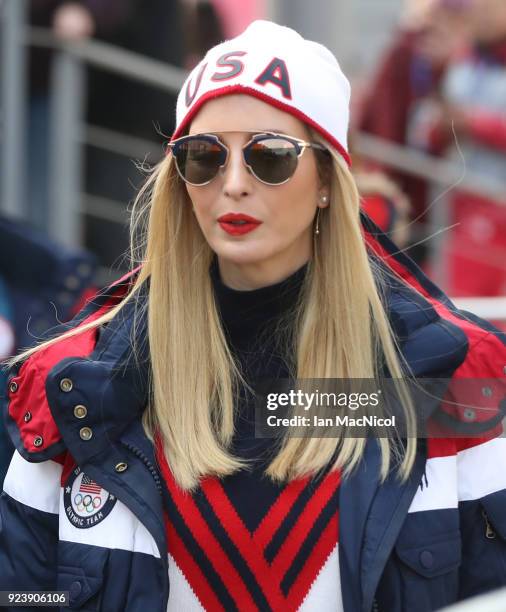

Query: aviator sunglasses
left=166, top=131, right=328, bottom=186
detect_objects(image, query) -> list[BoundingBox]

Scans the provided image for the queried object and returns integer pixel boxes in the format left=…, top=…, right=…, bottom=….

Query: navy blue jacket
left=1, top=225, right=506, bottom=612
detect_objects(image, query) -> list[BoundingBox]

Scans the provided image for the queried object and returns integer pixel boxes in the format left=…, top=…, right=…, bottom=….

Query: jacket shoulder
left=2, top=269, right=138, bottom=463
left=363, top=213, right=506, bottom=378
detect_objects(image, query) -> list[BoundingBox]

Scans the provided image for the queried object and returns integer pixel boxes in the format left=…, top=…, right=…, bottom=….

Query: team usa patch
left=64, top=466, right=117, bottom=529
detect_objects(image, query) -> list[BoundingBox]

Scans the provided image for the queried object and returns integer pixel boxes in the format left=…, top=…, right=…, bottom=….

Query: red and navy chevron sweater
left=156, top=259, right=343, bottom=611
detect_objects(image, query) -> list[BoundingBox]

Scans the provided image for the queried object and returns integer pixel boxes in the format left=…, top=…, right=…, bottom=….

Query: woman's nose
left=221, top=147, right=254, bottom=200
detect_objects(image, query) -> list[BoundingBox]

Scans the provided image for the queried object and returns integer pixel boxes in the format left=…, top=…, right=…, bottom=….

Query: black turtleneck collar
left=209, top=256, right=308, bottom=352
left=209, top=256, right=309, bottom=460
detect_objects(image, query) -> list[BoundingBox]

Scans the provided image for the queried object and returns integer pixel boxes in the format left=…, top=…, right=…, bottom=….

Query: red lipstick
left=218, top=213, right=262, bottom=236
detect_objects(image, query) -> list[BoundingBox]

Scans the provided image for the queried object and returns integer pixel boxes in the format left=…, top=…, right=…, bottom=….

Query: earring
left=321, top=195, right=328, bottom=204
left=315, top=208, right=321, bottom=235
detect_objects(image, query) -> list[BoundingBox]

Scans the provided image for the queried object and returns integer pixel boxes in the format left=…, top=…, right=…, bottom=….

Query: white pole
left=1, top=0, right=27, bottom=219
left=48, top=50, right=86, bottom=246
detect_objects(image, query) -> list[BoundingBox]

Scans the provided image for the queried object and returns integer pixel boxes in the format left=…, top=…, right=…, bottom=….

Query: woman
left=1, top=20, right=506, bottom=612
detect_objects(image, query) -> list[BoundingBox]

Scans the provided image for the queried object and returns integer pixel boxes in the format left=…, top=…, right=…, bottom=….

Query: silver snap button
left=60, top=378, right=73, bottom=393
left=33, top=435, right=43, bottom=447
left=79, top=427, right=93, bottom=441
left=9, top=381, right=18, bottom=393
left=115, top=462, right=128, bottom=473
left=463, top=408, right=476, bottom=421
left=73, top=405, right=87, bottom=419
left=482, top=387, right=493, bottom=397
left=24, top=411, right=32, bottom=423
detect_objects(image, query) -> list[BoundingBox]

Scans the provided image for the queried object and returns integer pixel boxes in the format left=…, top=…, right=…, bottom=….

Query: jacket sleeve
left=457, top=433, right=506, bottom=600
left=449, top=321, right=506, bottom=600
left=0, top=450, right=62, bottom=604
left=0, top=270, right=137, bottom=607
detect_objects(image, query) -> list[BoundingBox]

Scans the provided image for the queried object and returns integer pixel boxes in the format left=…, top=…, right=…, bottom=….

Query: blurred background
left=0, top=0, right=505, bottom=481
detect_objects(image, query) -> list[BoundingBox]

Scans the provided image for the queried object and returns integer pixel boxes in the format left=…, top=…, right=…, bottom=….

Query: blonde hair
left=8, top=128, right=417, bottom=491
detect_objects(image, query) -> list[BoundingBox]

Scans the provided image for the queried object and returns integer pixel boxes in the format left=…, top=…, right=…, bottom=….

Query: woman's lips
left=217, top=213, right=262, bottom=236
left=219, top=221, right=261, bottom=235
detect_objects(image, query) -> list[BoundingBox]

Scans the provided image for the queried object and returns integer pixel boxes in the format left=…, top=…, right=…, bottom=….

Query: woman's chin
left=211, top=240, right=277, bottom=266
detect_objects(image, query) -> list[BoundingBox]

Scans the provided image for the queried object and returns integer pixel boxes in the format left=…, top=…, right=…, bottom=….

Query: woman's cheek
left=189, top=195, right=214, bottom=232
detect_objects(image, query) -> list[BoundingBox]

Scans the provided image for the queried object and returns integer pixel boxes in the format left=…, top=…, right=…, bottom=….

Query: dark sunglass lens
left=246, top=138, right=298, bottom=184
left=175, top=139, right=225, bottom=185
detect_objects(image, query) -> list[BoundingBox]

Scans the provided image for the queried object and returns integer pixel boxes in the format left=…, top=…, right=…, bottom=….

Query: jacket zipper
left=372, top=597, right=380, bottom=612
left=482, top=508, right=497, bottom=539
left=122, top=441, right=163, bottom=496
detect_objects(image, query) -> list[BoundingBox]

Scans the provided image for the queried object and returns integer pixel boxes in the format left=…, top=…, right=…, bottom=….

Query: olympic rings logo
left=74, top=493, right=102, bottom=513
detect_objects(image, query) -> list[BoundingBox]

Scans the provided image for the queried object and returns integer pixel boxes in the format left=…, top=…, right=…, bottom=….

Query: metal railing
left=452, top=297, right=506, bottom=321
left=1, top=0, right=27, bottom=220
left=0, top=0, right=505, bottom=318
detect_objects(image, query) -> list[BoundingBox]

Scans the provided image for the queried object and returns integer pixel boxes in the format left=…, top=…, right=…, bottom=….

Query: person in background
left=28, top=1, right=185, bottom=268
left=28, top=0, right=129, bottom=234
left=182, top=0, right=226, bottom=69
left=355, top=0, right=472, bottom=263
left=207, top=0, right=264, bottom=38
left=420, top=0, right=506, bottom=297
left=85, top=0, right=184, bottom=143
left=84, top=0, right=185, bottom=267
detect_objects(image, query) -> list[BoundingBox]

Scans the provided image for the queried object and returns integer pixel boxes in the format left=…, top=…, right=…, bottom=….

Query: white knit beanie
left=172, top=20, right=351, bottom=166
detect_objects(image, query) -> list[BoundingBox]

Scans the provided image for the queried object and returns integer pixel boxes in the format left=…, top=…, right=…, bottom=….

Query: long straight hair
left=7, top=130, right=417, bottom=491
